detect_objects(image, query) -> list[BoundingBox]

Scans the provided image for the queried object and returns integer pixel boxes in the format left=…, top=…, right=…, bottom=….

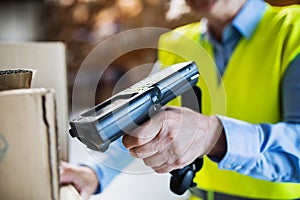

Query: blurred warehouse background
left=0, top=0, right=299, bottom=108
left=0, top=0, right=199, bottom=109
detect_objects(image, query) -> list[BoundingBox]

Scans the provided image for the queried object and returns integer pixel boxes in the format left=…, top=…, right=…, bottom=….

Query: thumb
left=60, top=171, right=73, bottom=183
left=60, top=164, right=77, bottom=184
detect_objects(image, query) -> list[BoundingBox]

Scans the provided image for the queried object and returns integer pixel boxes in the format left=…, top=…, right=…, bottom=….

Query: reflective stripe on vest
left=158, top=4, right=300, bottom=199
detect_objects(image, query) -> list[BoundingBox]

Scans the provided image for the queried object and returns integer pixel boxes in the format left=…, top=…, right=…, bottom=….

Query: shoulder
left=172, top=22, right=201, bottom=35
left=264, top=5, right=300, bottom=73
left=159, top=22, right=201, bottom=45
left=267, top=4, right=300, bottom=25
left=259, top=4, right=300, bottom=43
left=277, top=4, right=300, bottom=16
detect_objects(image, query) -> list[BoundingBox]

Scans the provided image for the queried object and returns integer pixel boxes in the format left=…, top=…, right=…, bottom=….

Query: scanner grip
left=170, top=86, right=203, bottom=195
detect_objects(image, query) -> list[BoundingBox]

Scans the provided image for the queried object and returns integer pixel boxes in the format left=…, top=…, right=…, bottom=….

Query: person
left=61, top=0, right=300, bottom=199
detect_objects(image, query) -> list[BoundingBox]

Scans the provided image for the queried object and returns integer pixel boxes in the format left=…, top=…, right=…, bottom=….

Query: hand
left=60, top=161, right=99, bottom=200
left=122, top=106, right=224, bottom=173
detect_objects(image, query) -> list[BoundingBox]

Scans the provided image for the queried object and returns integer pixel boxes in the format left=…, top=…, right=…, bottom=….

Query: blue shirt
left=82, top=138, right=133, bottom=193
left=206, top=0, right=300, bottom=182
left=85, top=0, right=300, bottom=192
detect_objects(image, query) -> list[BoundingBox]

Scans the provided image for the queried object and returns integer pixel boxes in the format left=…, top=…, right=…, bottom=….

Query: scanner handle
left=169, top=86, right=203, bottom=195
left=170, top=157, right=203, bottom=195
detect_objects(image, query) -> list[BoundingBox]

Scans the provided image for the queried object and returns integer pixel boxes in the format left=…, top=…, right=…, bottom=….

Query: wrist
left=208, top=116, right=227, bottom=160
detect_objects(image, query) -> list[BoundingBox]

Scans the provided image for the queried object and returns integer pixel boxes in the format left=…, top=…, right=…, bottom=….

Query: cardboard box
left=60, top=185, right=82, bottom=200
left=0, top=88, right=59, bottom=200
left=0, top=88, right=81, bottom=200
left=0, top=42, right=69, bottom=161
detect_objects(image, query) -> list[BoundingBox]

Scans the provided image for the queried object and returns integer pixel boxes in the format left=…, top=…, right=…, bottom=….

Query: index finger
left=122, top=108, right=167, bottom=148
left=122, top=120, right=159, bottom=148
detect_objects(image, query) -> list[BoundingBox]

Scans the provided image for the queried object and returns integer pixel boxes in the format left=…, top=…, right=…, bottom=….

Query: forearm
left=216, top=116, right=300, bottom=182
left=82, top=138, right=134, bottom=193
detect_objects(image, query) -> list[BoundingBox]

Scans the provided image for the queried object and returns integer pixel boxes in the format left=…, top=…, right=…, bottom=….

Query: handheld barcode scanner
left=69, top=61, right=203, bottom=195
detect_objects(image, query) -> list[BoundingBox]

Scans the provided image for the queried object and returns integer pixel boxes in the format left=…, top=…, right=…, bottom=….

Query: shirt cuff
left=80, top=138, right=134, bottom=194
left=81, top=158, right=122, bottom=194
left=215, top=115, right=261, bottom=173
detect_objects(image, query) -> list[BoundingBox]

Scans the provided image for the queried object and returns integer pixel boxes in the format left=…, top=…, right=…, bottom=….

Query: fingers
left=143, top=150, right=171, bottom=168
left=122, top=122, right=156, bottom=149
left=126, top=118, right=174, bottom=159
left=59, top=162, right=84, bottom=194
left=152, top=153, right=194, bottom=173
left=60, top=161, right=78, bottom=184
left=59, top=161, right=99, bottom=200
left=122, top=109, right=167, bottom=149
left=122, top=106, right=214, bottom=174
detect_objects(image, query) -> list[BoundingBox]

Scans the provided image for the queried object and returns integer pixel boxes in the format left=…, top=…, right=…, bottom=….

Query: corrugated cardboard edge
left=0, top=70, right=33, bottom=90
left=42, top=89, right=60, bottom=200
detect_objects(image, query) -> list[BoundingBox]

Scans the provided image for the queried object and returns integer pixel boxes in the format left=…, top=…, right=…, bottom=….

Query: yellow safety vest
left=158, top=4, right=300, bottom=199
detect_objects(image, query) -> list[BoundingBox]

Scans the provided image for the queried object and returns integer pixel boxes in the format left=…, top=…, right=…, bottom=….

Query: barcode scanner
left=69, top=61, right=203, bottom=195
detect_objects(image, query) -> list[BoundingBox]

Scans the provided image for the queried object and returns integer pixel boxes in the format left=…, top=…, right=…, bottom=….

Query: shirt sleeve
left=216, top=54, right=300, bottom=182
left=81, top=138, right=134, bottom=193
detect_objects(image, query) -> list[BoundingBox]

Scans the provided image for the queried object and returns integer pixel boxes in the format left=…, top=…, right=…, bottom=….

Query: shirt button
left=234, top=165, right=242, bottom=171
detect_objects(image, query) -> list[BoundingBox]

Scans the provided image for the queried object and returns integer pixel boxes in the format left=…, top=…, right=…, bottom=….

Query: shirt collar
left=232, top=0, right=267, bottom=39
left=200, top=0, right=267, bottom=40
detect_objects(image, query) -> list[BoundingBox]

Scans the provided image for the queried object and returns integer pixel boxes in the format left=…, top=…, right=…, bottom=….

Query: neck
left=206, top=0, right=246, bottom=41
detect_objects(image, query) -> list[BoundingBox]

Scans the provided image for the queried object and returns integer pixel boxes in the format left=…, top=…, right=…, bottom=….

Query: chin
left=186, top=0, right=216, bottom=15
